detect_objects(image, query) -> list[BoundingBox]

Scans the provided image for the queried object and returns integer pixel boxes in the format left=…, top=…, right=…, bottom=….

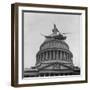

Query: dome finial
left=54, top=24, right=56, bottom=29
left=52, top=24, right=59, bottom=35
left=41, top=24, right=66, bottom=40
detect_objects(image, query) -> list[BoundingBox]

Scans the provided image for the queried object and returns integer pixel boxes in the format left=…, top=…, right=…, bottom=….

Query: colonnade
left=36, top=50, right=72, bottom=64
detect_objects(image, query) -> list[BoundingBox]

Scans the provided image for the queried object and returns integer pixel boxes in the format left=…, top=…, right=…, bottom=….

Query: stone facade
left=24, top=24, right=80, bottom=77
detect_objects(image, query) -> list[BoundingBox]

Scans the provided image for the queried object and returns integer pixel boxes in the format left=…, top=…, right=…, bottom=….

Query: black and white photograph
left=23, top=12, right=81, bottom=78
left=11, top=3, right=87, bottom=87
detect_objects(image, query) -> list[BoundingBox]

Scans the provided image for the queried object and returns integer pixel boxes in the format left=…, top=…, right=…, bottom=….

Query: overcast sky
left=23, top=11, right=81, bottom=69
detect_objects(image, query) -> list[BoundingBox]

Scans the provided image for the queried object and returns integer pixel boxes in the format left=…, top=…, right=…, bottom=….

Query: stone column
left=40, top=53, right=42, bottom=61
left=53, top=50, right=55, bottom=60
left=48, top=51, right=49, bottom=60
left=68, top=54, right=70, bottom=61
left=66, top=53, right=67, bottom=60
left=69, top=54, right=71, bottom=61
left=38, top=55, right=40, bottom=63
left=55, top=50, right=56, bottom=60
left=53, top=50, right=54, bottom=60
left=46, top=51, right=48, bottom=60
left=42, top=53, right=44, bottom=61
left=51, top=50, right=53, bottom=60
left=38, top=55, right=40, bottom=62
left=60, top=51, right=62, bottom=60
left=67, top=53, right=68, bottom=61
left=45, top=51, right=47, bottom=60
left=56, top=51, right=58, bottom=60
left=65, top=52, right=67, bottom=60
left=58, top=51, right=59, bottom=60
left=42, top=52, right=44, bottom=61
left=62, top=51, right=64, bottom=60
left=40, top=54, right=42, bottom=62
left=44, top=52, right=46, bottom=60
left=63, top=52, right=66, bottom=60
left=66, top=53, right=68, bottom=61
left=49, top=51, right=51, bottom=60
left=59, top=51, right=60, bottom=60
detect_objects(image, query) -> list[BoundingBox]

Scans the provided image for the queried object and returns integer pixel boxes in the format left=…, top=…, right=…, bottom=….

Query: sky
left=23, top=11, right=81, bottom=69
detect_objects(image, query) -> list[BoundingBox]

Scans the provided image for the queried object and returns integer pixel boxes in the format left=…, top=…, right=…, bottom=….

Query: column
left=44, top=52, right=46, bottom=60
left=63, top=52, right=66, bottom=60
left=53, top=50, right=55, bottom=60
left=43, top=52, right=45, bottom=61
left=65, top=52, right=67, bottom=60
left=58, top=51, right=60, bottom=60
left=41, top=53, right=42, bottom=61
left=49, top=51, right=51, bottom=60
left=67, top=53, right=69, bottom=61
left=39, top=54, right=41, bottom=62
left=48, top=51, right=50, bottom=60
left=51, top=50, right=53, bottom=60
left=56, top=51, right=58, bottom=60
left=69, top=54, right=71, bottom=61
left=38, top=54, right=40, bottom=63
left=61, top=51, right=63, bottom=60
left=41, top=53, right=43, bottom=61
left=68, top=54, right=70, bottom=61
left=55, top=50, right=56, bottom=60
left=62, top=51, right=64, bottom=60
left=46, top=51, right=48, bottom=60
left=38, top=55, right=40, bottom=63
left=45, top=51, right=47, bottom=60
left=60, top=51, right=62, bottom=60
left=66, top=53, right=68, bottom=61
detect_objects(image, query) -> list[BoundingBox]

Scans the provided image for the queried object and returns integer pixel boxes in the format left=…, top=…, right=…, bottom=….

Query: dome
left=40, top=38, right=69, bottom=51
left=24, top=24, right=80, bottom=77
left=36, top=24, right=73, bottom=66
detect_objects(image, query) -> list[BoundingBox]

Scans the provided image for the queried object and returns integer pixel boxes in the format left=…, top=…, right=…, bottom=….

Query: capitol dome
left=24, top=24, right=80, bottom=77
left=36, top=24, right=73, bottom=69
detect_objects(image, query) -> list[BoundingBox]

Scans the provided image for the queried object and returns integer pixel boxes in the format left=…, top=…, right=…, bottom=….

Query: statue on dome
left=41, top=24, right=67, bottom=40
left=52, top=24, right=59, bottom=35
